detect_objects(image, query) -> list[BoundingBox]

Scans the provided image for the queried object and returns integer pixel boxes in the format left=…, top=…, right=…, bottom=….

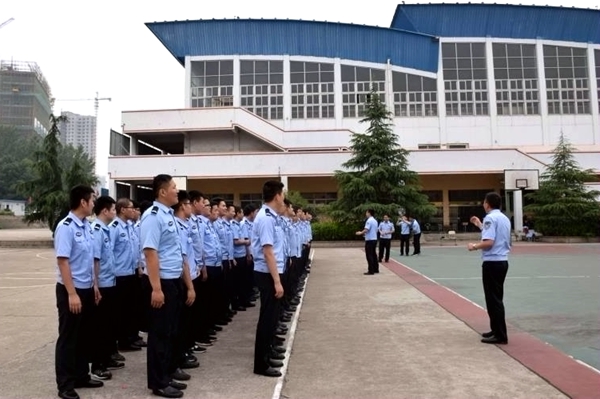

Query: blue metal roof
left=391, top=4, right=600, bottom=44
left=146, top=19, right=440, bottom=73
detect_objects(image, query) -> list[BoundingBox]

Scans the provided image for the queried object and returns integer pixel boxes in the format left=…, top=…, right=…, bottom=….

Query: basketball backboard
left=503, top=169, right=539, bottom=191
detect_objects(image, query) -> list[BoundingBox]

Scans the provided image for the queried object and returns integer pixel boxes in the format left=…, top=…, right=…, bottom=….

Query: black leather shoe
left=111, top=352, right=126, bottom=362
left=275, top=329, right=287, bottom=336
left=58, top=389, right=80, bottom=399
left=272, top=346, right=286, bottom=354
left=180, top=358, right=199, bottom=369
left=270, top=352, right=285, bottom=360
left=481, top=331, right=494, bottom=338
left=269, top=359, right=284, bottom=368
left=74, top=379, right=103, bottom=388
left=169, top=380, right=187, bottom=390
left=152, top=386, right=183, bottom=398
left=254, top=367, right=282, bottom=377
left=171, top=368, right=191, bottom=381
left=191, top=345, right=207, bottom=353
left=364, top=272, right=374, bottom=275
left=481, top=336, right=508, bottom=345
left=244, top=302, right=256, bottom=307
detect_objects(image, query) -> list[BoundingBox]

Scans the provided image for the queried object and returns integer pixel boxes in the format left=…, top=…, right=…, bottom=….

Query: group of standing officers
left=53, top=176, right=313, bottom=399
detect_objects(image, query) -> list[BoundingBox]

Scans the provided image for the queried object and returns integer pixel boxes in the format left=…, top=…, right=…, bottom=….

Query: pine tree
left=17, top=114, right=98, bottom=231
left=524, top=133, right=600, bottom=236
left=330, top=88, right=436, bottom=223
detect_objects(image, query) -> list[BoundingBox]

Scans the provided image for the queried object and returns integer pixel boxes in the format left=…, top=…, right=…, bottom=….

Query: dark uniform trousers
left=233, top=256, right=247, bottom=308
left=378, top=238, right=391, bottom=262
left=253, top=271, right=282, bottom=372
left=399, top=234, right=410, bottom=256
left=55, top=283, right=94, bottom=393
left=482, top=261, right=509, bottom=341
left=115, top=274, right=141, bottom=347
left=413, top=233, right=422, bottom=255
left=191, top=274, right=205, bottom=342
left=365, top=240, right=378, bottom=273
left=143, top=276, right=182, bottom=390
left=244, top=257, right=255, bottom=303
left=204, top=266, right=226, bottom=327
left=288, top=256, right=300, bottom=299
left=91, top=286, right=118, bottom=371
left=222, top=259, right=234, bottom=312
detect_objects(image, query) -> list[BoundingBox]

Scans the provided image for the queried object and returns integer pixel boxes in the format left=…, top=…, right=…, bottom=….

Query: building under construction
left=0, top=60, right=52, bottom=136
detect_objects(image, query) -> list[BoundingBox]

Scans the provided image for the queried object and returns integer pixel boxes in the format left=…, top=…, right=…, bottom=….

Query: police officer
left=90, top=195, right=123, bottom=381
left=252, top=180, right=286, bottom=377
left=54, top=185, right=102, bottom=399
left=377, top=214, right=395, bottom=262
left=241, top=204, right=258, bottom=307
left=140, top=174, right=192, bottom=398
left=468, top=192, right=511, bottom=345
left=231, top=205, right=250, bottom=311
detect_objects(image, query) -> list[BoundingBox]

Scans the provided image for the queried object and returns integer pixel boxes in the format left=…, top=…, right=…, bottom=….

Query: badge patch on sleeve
left=484, top=221, right=492, bottom=229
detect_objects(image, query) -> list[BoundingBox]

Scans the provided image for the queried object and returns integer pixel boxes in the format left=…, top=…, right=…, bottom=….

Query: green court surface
left=390, top=243, right=600, bottom=371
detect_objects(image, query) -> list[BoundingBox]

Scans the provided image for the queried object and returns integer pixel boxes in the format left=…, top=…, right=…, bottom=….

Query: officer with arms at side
left=252, top=180, right=286, bottom=377
left=468, top=192, right=511, bottom=345
left=140, top=174, right=192, bottom=398
left=54, top=185, right=102, bottom=399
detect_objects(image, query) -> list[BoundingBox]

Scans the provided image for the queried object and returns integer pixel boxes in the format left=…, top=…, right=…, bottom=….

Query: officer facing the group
left=252, top=180, right=286, bottom=377
left=54, top=185, right=102, bottom=399
left=468, top=191, right=511, bottom=345
left=140, top=174, right=188, bottom=398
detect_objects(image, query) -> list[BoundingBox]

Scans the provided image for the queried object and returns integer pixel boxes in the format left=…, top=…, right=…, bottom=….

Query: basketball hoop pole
left=513, top=187, right=524, bottom=234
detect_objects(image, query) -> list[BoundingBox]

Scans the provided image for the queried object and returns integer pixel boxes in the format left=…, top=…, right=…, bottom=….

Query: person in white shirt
left=377, top=215, right=395, bottom=262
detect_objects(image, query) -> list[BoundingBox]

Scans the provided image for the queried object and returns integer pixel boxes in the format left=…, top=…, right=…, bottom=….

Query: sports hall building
left=108, top=3, right=600, bottom=232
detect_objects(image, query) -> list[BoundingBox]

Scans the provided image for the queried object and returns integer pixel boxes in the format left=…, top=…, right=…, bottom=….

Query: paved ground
left=389, top=244, right=600, bottom=371
left=2, top=246, right=591, bottom=399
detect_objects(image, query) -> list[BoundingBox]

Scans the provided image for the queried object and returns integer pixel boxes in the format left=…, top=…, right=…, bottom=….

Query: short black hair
left=234, top=205, right=242, bottom=215
left=116, top=198, right=132, bottom=215
left=188, top=190, right=205, bottom=203
left=139, top=200, right=153, bottom=215
left=263, top=180, right=284, bottom=202
left=131, top=200, right=140, bottom=209
left=243, top=204, right=256, bottom=216
left=172, top=190, right=190, bottom=212
left=292, top=205, right=302, bottom=213
left=93, top=196, right=116, bottom=216
left=69, top=185, right=95, bottom=210
left=152, top=174, right=172, bottom=199
left=485, top=192, right=502, bottom=210
left=284, top=198, right=292, bottom=207
left=366, top=208, right=375, bottom=217
left=211, top=197, right=225, bottom=208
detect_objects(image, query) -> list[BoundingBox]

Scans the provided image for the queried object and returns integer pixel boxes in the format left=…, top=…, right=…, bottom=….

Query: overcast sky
left=0, top=0, right=596, bottom=178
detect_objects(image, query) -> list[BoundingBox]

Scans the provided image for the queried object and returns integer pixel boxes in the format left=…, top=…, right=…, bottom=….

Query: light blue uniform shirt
left=411, top=220, right=421, bottom=235
left=231, top=220, right=249, bottom=258
left=92, top=219, right=116, bottom=288
left=481, top=209, right=512, bottom=261
left=140, top=201, right=184, bottom=279
left=176, top=217, right=198, bottom=280
left=378, top=221, right=395, bottom=239
left=223, top=219, right=235, bottom=261
left=252, top=205, right=285, bottom=274
left=214, top=219, right=233, bottom=261
left=364, top=216, right=378, bottom=241
left=298, top=221, right=308, bottom=245
left=242, top=218, right=254, bottom=247
left=54, top=212, right=94, bottom=289
left=189, top=214, right=204, bottom=267
left=290, top=222, right=302, bottom=258
left=110, top=217, right=136, bottom=277
left=129, top=220, right=140, bottom=269
left=281, top=217, right=292, bottom=258
left=306, top=221, right=313, bottom=242
left=398, top=220, right=411, bottom=235
left=203, top=217, right=222, bottom=267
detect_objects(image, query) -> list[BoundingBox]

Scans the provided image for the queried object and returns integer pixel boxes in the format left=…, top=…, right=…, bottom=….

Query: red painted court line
left=386, top=257, right=600, bottom=399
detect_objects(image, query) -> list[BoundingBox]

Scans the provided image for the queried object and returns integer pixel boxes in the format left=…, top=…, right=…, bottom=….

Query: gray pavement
left=0, top=247, right=568, bottom=399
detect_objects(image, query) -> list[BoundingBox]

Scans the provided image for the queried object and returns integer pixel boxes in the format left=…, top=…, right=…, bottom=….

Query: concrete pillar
left=442, top=189, right=450, bottom=228
left=129, top=183, right=136, bottom=200
left=108, top=179, right=117, bottom=199
left=280, top=175, right=289, bottom=191
left=512, top=189, right=523, bottom=233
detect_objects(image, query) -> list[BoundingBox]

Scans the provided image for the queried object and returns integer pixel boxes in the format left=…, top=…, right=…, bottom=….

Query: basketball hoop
left=515, top=179, right=528, bottom=189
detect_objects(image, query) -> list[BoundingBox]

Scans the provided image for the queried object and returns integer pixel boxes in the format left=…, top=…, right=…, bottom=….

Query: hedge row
left=311, top=221, right=363, bottom=241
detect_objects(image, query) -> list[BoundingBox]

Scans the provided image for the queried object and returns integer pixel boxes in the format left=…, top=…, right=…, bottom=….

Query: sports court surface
left=389, top=242, right=600, bottom=371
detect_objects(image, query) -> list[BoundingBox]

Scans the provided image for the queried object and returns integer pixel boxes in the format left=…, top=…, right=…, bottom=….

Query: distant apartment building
left=0, top=60, right=52, bottom=136
left=59, top=111, right=97, bottom=165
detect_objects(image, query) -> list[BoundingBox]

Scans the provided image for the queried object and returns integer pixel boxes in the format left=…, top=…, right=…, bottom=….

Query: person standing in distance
left=54, top=185, right=103, bottom=399
left=140, top=174, right=187, bottom=398
left=356, top=209, right=379, bottom=275
left=468, top=192, right=511, bottom=345
left=252, top=180, right=286, bottom=377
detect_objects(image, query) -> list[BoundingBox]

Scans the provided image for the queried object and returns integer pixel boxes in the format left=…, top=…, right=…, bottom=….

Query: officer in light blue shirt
left=231, top=206, right=250, bottom=310
left=468, top=192, right=512, bottom=345
left=54, top=185, right=101, bottom=398
left=356, top=209, right=379, bottom=275
left=252, top=180, right=286, bottom=377
left=139, top=175, right=191, bottom=397
left=397, top=216, right=412, bottom=256
left=241, top=204, right=258, bottom=307
left=377, top=214, right=395, bottom=262
left=90, top=195, right=120, bottom=378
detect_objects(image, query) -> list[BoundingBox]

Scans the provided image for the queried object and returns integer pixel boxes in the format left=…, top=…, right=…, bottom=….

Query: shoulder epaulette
left=62, top=217, right=72, bottom=226
left=265, top=209, right=274, bottom=217
left=110, top=220, right=119, bottom=227
left=93, top=224, right=101, bottom=231
left=151, top=206, right=159, bottom=215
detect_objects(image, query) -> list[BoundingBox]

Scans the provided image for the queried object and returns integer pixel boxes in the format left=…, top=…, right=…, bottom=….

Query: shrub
left=311, top=221, right=363, bottom=241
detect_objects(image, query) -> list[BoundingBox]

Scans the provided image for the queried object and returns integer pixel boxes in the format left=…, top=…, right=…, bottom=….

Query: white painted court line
left=271, top=248, right=314, bottom=399
left=434, top=275, right=597, bottom=281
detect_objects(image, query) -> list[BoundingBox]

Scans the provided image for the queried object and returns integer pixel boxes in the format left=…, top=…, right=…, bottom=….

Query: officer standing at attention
left=54, top=185, right=102, bottom=399
left=468, top=192, right=511, bottom=345
left=377, top=214, right=395, bottom=263
left=140, top=174, right=187, bottom=398
left=252, top=180, right=286, bottom=377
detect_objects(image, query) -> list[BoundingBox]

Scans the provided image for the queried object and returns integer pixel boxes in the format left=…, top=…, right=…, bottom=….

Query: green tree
left=330, top=88, right=436, bottom=223
left=524, top=133, right=600, bottom=236
left=0, top=126, right=39, bottom=200
left=16, top=115, right=98, bottom=231
left=285, top=190, right=309, bottom=209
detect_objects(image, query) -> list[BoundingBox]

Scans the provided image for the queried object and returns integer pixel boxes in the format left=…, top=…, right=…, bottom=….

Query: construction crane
left=0, top=18, right=15, bottom=30
left=54, top=92, right=112, bottom=121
